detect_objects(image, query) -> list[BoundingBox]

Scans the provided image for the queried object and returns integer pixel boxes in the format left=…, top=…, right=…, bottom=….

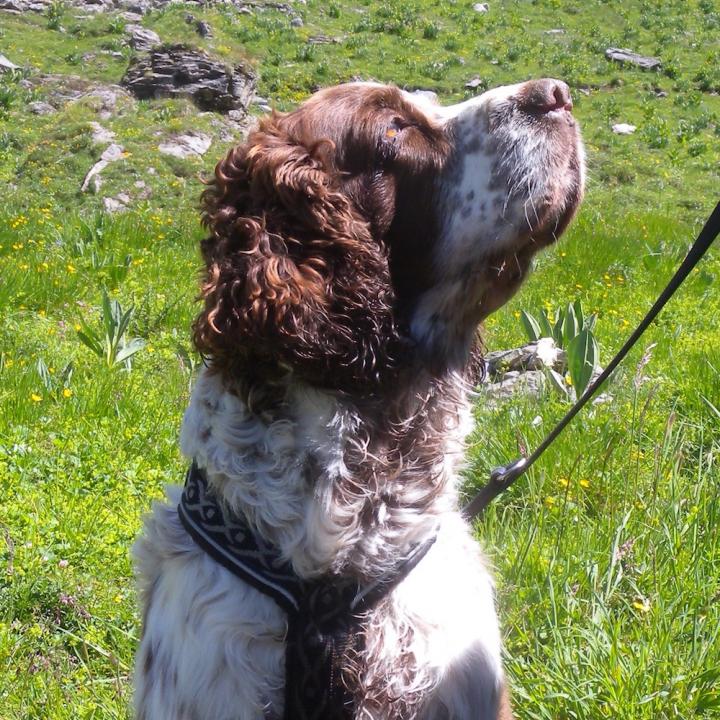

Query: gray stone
left=473, top=2, right=489, bottom=12
left=158, top=132, right=212, bottom=158
left=122, top=45, right=257, bottom=113
left=195, top=20, right=212, bottom=37
left=465, top=77, right=483, bottom=90
left=485, top=338, right=565, bottom=378
left=605, top=47, right=661, bottom=71
left=103, top=196, right=129, bottom=213
left=126, top=24, right=161, bottom=51
left=544, top=28, right=565, bottom=35
left=28, top=101, right=57, bottom=115
left=100, top=142, right=124, bottom=161
left=81, top=143, right=125, bottom=192
left=484, top=371, right=546, bottom=402
left=612, top=123, right=636, bottom=135
left=89, top=121, right=116, bottom=144
left=290, top=16, right=303, bottom=27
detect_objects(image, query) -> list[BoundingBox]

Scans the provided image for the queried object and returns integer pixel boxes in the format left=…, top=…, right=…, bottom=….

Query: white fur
left=134, top=369, right=503, bottom=719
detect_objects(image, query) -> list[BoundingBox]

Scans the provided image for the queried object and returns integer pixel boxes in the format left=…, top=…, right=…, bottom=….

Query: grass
left=1, top=0, right=719, bottom=717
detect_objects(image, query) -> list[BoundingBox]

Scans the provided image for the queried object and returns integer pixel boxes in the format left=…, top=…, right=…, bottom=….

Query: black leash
left=464, top=200, right=720, bottom=521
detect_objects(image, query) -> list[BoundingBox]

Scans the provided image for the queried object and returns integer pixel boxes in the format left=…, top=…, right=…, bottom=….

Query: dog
left=133, top=79, right=584, bottom=720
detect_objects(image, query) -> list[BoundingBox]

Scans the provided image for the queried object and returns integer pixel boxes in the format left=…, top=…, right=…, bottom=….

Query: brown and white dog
left=134, top=79, right=584, bottom=720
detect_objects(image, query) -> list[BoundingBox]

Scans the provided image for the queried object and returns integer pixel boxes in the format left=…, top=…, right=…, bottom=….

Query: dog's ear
left=193, top=114, right=405, bottom=392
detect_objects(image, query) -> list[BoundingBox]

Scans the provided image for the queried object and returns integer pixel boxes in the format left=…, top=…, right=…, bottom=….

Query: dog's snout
left=518, top=79, right=573, bottom=114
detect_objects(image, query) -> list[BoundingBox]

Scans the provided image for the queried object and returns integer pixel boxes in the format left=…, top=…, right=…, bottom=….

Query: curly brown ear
left=193, top=115, right=406, bottom=393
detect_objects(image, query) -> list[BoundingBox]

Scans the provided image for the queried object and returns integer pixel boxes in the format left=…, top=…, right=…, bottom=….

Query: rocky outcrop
left=20, top=75, right=133, bottom=118
left=121, top=45, right=256, bottom=113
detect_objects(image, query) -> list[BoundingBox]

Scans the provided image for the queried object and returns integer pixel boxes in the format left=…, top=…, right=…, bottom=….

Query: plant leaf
left=567, top=329, right=599, bottom=397
left=553, top=308, right=565, bottom=346
left=563, top=302, right=579, bottom=344
left=573, top=299, right=584, bottom=330
left=76, top=328, right=103, bottom=357
left=36, top=358, right=53, bottom=392
left=539, top=309, right=554, bottom=338
left=520, top=310, right=542, bottom=341
left=113, top=338, right=145, bottom=366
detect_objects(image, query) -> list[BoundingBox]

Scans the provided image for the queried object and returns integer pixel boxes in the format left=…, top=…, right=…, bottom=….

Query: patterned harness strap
left=178, top=462, right=436, bottom=720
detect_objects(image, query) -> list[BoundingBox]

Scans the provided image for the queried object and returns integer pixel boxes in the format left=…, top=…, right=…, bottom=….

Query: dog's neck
left=180, top=365, right=473, bottom=580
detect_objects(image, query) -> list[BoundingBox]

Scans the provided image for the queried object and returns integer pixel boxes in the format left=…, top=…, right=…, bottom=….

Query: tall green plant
left=520, top=300, right=600, bottom=397
left=76, top=290, right=145, bottom=370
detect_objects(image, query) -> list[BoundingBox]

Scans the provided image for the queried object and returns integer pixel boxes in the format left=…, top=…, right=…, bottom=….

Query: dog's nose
left=518, top=79, right=573, bottom=113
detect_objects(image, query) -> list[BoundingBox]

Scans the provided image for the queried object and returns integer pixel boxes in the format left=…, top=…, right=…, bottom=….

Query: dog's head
left=195, top=80, right=584, bottom=393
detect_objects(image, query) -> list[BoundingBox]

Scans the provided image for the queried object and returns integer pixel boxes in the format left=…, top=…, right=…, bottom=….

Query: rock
left=290, top=16, right=303, bottom=27
left=484, top=370, right=546, bottom=402
left=465, top=77, right=483, bottom=90
left=485, top=338, right=565, bottom=377
left=158, top=132, right=212, bottom=158
left=103, top=195, right=129, bottom=213
left=612, top=123, right=636, bottom=135
left=100, top=142, right=124, bottom=162
left=22, top=75, right=132, bottom=118
left=184, top=13, right=213, bottom=37
left=122, top=45, right=257, bottom=113
left=544, top=28, right=565, bottom=35
left=0, top=53, right=19, bottom=72
left=482, top=339, right=578, bottom=403
left=473, top=2, right=489, bottom=12
left=605, top=47, right=661, bottom=71
left=411, top=89, right=438, bottom=103
left=28, top=101, right=57, bottom=115
left=81, top=143, right=125, bottom=192
left=84, top=88, right=126, bottom=119
left=308, top=34, right=342, bottom=45
left=89, top=121, right=116, bottom=144
left=196, top=20, right=212, bottom=37
left=126, top=24, right=161, bottom=51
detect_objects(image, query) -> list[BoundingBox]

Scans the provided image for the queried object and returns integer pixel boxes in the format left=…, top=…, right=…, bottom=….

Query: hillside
left=1, top=1, right=719, bottom=718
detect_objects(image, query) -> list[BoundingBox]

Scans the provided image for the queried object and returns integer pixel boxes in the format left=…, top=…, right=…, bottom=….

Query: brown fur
left=194, top=85, right=452, bottom=396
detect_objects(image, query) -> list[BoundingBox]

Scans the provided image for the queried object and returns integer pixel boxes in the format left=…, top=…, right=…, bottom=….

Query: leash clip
left=490, top=458, right=527, bottom=489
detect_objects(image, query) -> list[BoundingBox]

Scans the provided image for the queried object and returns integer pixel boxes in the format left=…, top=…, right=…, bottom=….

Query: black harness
left=178, top=463, right=435, bottom=720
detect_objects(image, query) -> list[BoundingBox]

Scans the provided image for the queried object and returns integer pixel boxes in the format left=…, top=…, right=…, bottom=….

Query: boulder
left=121, top=45, right=257, bottom=113
left=126, top=24, right=161, bottom=51
left=158, top=132, right=212, bottom=158
left=605, top=48, right=661, bottom=71
left=28, top=101, right=57, bottom=115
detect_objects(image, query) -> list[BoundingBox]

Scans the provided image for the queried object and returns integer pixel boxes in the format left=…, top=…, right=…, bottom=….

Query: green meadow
left=1, top=0, right=719, bottom=717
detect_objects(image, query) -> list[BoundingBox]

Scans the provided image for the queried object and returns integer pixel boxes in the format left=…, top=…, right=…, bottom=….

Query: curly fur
left=134, top=79, right=584, bottom=720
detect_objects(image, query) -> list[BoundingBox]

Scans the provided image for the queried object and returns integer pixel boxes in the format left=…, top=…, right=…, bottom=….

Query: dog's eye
left=384, top=117, right=406, bottom=140
left=377, top=118, right=406, bottom=164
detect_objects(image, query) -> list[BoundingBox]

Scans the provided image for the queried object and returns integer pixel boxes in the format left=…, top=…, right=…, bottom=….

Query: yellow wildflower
left=31, top=393, right=42, bottom=402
